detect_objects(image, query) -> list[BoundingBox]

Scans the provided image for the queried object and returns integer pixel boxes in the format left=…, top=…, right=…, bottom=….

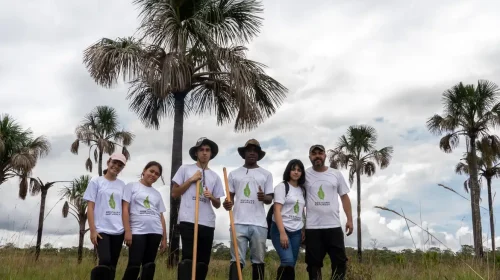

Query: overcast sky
left=2, top=0, right=500, bottom=253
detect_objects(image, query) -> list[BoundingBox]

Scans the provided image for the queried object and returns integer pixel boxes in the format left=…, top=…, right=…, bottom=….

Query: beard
left=310, top=157, right=324, bottom=166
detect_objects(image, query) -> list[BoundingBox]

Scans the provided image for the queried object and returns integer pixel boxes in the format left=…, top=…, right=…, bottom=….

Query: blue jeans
left=229, top=224, right=267, bottom=267
left=270, top=221, right=302, bottom=266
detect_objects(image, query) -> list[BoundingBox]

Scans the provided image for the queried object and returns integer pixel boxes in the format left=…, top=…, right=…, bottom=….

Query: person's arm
left=263, top=172, right=274, bottom=204
left=273, top=203, right=286, bottom=236
left=210, top=195, right=221, bottom=209
left=87, top=201, right=97, bottom=233
left=122, top=201, right=132, bottom=233
left=340, top=194, right=353, bottom=236
left=171, top=168, right=201, bottom=198
left=160, top=212, right=167, bottom=251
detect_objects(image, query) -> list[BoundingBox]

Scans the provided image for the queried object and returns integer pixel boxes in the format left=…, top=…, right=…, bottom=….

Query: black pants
left=127, top=234, right=163, bottom=267
left=97, top=232, right=125, bottom=267
left=179, top=222, right=215, bottom=265
left=305, top=227, right=347, bottom=279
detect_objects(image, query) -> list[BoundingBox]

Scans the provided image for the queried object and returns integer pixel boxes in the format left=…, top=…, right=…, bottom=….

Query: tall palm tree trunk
left=356, top=170, right=362, bottom=263
left=35, top=189, right=47, bottom=261
left=469, top=138, right=484, bottom=258
left=487, top=177, right=495, bottom=257
left=98, top=149, right=103, bottom=176
left=167, top=92, right=188, bottom=267
left=78, top=220, right=86, bottom=264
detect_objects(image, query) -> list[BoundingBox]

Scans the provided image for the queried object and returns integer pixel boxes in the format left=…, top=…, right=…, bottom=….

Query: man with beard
left=171, top=137, right=225, bottom=280
left=304, top=144, right=353, bottom=280
left=223, top=139, right=274, bottom=280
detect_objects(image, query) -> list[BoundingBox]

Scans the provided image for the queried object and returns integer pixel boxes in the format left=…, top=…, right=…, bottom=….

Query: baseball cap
left=309, top=144, right=325, bottom=153
left=110, top=153, right=127, bottom=165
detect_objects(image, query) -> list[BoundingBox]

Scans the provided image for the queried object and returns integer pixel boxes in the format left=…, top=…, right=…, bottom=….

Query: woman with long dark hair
left=84, top=153, right=128, bottom=280
left=271, top=159, right=306, bottom=280
left=121, top=161, right=167, bottom=280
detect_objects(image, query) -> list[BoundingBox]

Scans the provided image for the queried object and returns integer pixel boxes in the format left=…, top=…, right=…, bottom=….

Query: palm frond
left=348, top=166, right=356, bottom=186
left=85, top=158, right=92, bottom=173
left=29, top=178, right=41, bottom=196
left=439, top=133, right=460, bottom=153
left=363, top=161, right=376, bottom=177
left=122, top=146, right=131, bottom=160
left=374, top=146, right=394, bottom=169
left=19, top=176, right=28, bottom=200
left=455, top=162, right=469, bottom=175
left=10, top=152, right=37, bottom=174
left=83, top=37, right=146, bottom=88
left=93, top=149, right=98, bottom=163
left=203, top=0, right=264, bottom=45
left=70, top=139, right=79, bottom=154
left=113, top=131, right=135, bottom=146
left=62, top=201, right=69, bottom=218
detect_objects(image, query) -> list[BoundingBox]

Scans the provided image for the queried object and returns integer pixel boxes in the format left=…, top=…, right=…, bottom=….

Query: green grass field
left=1, top=248, right=498, bottom=280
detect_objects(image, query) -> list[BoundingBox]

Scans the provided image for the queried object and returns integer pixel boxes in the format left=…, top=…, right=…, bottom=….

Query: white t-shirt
left=272, top=182, right=306, bottom=232
left=304, top=167, right=350, bottom=229
left=122, top=181, right=167, bottom=235
left=228, top=166, right=273, bottom=228
left=172, top=163, right=225, bottom=228
left=83, top=176, right=126, bottom=235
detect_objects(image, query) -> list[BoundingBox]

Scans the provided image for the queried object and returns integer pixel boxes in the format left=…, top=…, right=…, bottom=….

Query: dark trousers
left=97, top=232, right=125, bottom=268
left=127, top=234, right=163, bottom=267
left=179, top=222, right=215, bottom=265
left=305, top=227, right=347, bottom=279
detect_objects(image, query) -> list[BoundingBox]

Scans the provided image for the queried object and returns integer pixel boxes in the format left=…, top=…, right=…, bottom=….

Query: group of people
left=84, top=137, right=353, bottom=280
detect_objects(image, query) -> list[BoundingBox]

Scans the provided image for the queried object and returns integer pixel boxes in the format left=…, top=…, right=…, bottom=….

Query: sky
left=1, top=0, right=500, bottom=253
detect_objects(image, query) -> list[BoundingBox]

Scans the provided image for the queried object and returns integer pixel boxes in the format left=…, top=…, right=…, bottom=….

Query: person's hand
left=257, top=186, right=265, bottom=201
left=124, top=231, right=132, bottom=247
left=160, top=238, right=167, bottom=253
left=190, top=170, right=202, bottom=183
left=345, top=220, right=353, bottom=236
left=203, top=187, right=213, bottom=199
left=223, top=199, right=233, bottom=211
left=90, top=229, right=102, bottom=246
left=280, top=233, right=289, bottom=249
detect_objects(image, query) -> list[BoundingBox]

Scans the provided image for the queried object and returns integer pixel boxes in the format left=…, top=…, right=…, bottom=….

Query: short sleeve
left=83, top=178, right=98, bottom=202
left=157, top=191, right=167, bottom=213
left=213, top=175, right=226, bottom=199
left=172, top=165, right=185, bottom=186
left=264, top=172, right=274, bottom=195
left=336, top=170, right=350, bottom=196
left=273, top=183, right=286, bottom=205
left=228, top=171, right=235, bottom=193
left=122, top=183, right=134, bottom=203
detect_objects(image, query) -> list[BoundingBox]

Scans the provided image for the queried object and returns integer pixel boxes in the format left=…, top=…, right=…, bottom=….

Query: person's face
left=197, top=145, right=212, bottom=163
left=309, top=148, right=326, bottom=167
left=107, top=159, right=125, bottom=176
left=244, top=145, right=259, bottom=164
left=290, top=164, right=302, bottom=181
left=143, top=165, right=161, bottom=185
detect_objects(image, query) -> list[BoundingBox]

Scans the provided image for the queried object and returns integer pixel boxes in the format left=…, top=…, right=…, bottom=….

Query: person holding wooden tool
left=223, top=139, right=274, bottom=280
left=171, top=137, right=225, bottom=280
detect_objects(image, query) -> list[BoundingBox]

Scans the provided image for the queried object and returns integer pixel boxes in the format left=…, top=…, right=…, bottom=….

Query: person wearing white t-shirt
left=121, top=161, right=167, bottom=280
left=270, top=159, right=307, bottom=280
left=171, top=137, right=225, bottom=280
left=84, top=153, right=128, bottom=280
left=222, top=139, right=273, bottom=280
left=304, top=145, right=353, bottom=280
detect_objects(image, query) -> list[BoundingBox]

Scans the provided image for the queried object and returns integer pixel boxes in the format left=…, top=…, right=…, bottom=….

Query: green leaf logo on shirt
left=244, top=183, right=251, bottom=198
left=144, top=196, right=151, bottom=209
left=294, top=200, right=299, bottom=214
left=109, top=193, right=116, bottom=209
left=199, top=183, right=203, bottom=196
left=318, top=185, right=325, bottom=200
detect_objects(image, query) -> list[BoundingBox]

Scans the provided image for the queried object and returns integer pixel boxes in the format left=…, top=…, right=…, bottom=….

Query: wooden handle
left=223, top=167, right=243, bottom=280
left=192, top=180, right=201, bottom=280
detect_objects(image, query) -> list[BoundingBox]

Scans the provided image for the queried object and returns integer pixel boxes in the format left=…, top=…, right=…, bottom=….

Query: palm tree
left=427, top=79, right=500, bottom=258
left=455, top=135, right=500, bottom=257
left=70, top=106, right=134, bottom=176
left=60, top=175, right=91, bottom=263
left=0, top=114, right=50, bottom=191
left=26, top=177, right=70, bottom=261
left=328, top=125, right=393, bottom=263
left=82, top=0, right=287, bottom=266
